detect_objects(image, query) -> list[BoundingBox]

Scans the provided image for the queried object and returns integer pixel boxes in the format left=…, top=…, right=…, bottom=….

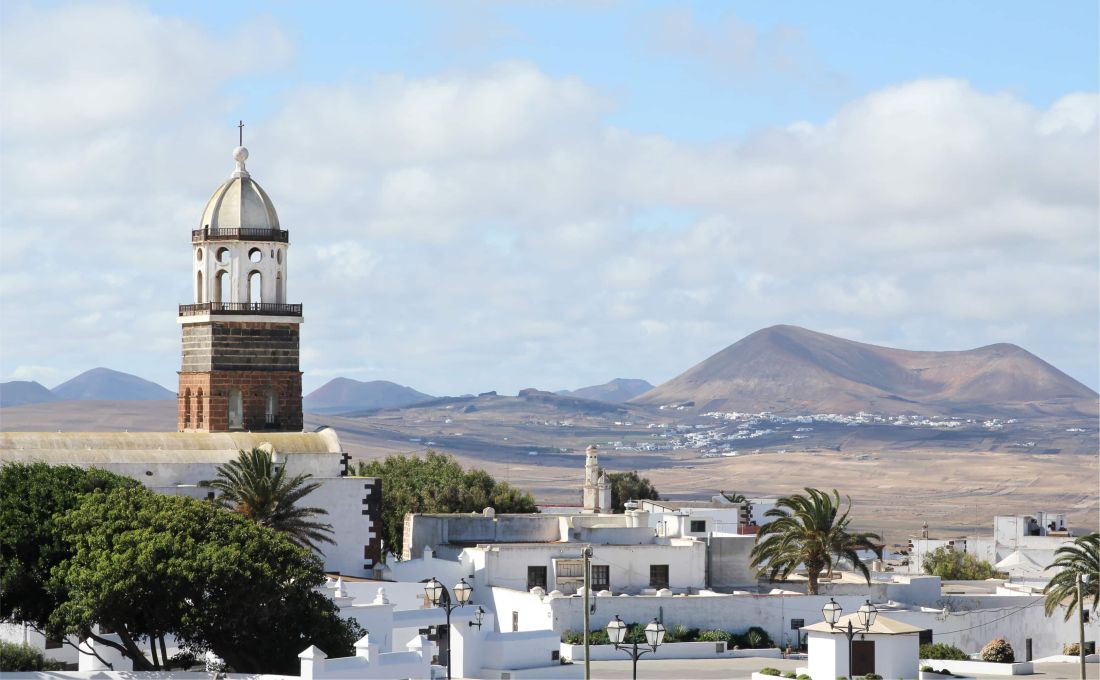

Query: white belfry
left=582, top=444, right=611, bottom=513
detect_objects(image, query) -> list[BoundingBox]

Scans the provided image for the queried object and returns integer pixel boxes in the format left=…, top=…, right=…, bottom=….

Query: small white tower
left=582, top=445, right=611, bottom=513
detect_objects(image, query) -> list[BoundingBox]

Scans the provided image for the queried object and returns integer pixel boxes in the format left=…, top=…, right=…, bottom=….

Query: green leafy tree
left=1042, top=532, right=1099, bottom=620
left=202, top=447, right=333, bottom=552
left=749, top=488, right=880, bottom=595
left=606, top=470, right=660, bottom=512
left=357, top=451, right=537, bottom=558
left=0, top=463, right=137, bottom=633
left=50, top=485, right=362, bottom=672
left=922, top=547, right=1003, bottom=580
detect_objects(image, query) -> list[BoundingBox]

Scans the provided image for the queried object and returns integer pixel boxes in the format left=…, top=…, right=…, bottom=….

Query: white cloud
left=0, top=3, right=1096, bottom=395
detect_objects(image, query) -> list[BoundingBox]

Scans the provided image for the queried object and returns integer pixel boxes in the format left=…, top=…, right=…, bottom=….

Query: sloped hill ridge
left=0, top=381, right=57, bottom=407
left=557, top=378, right=655, bottom=403
left=631, top=325, right=1098, bottom=417
left=304, top=377, right=433, bottom=414
left=51, top=368, right=175, bottom=401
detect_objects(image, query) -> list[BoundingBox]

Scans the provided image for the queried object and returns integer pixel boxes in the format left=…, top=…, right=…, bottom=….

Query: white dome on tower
left=199, top=146, right=281, bottom=232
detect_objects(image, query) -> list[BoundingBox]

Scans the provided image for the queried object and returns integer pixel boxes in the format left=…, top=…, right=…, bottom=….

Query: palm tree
left=203, top=447, right=334, bottom=552
left=721, top=491, right=748, bottom=503
left=1043, top=532, right=1099, bottom=621
left=749, top=488, right=881, bottom=595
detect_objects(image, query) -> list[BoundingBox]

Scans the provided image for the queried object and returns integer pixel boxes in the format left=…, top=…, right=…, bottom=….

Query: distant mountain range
left=631, top=325, right=1099, bottom=418
left=556, top=378, right=655, bottom=403
left=303, top=378, right=434, bottom=414
left=0, top=368, right=175, bottom=407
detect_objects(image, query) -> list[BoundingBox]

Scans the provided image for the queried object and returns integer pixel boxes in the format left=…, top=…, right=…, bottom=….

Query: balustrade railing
left=178, top=302, right=302, bottom=317
left=192, top=227, right=289, bottom=243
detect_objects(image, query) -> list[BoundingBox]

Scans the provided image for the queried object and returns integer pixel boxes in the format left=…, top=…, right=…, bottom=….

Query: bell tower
left=177, top=144, right=303, bottom=432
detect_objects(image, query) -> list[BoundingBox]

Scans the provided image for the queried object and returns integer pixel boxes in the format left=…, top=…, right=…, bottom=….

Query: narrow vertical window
left=228, top=389, right=243, bottom=429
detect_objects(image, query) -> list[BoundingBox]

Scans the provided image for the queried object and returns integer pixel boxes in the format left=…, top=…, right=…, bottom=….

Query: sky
left=1, top=0, right=1097, bottom=396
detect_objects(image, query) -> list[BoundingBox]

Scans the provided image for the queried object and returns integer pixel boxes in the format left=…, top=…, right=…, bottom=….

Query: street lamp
left=822, top=598, right=877, bottom=680
left=424, top=577, right=473, bottom=679
left=606, top=615, right=666, bottom=680
left=468, top=606, right=485, bottom=629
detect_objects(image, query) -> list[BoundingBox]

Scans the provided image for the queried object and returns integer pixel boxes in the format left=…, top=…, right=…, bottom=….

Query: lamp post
left=822, top=598, right=877, bottom=680
left=424, top=577, right=472, bottom=680
left=468, top=606, right=485, bottom=629
left=606, top=615, right=666, bottom=680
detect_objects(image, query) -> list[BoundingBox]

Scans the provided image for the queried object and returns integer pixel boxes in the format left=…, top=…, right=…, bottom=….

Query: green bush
left=920, top=666, right=934, bottom=672
left=797, top=674, right=812, bottom=680
left=920, top=642, right=968, bottom=660
left=665, top=625, right=699, bottom=643
left=0, top=642, right=50, bottom=672
left=697, top=629, right=732, bottom=643
left=737, top=625, right=775, bottom=649
left=863, top=674, right=883, bottom=679
left=782, top=672, right=796, bottom=678
left=759, top=667, right=781, bottom=676
left=980, top=638, right=1014, bottom=663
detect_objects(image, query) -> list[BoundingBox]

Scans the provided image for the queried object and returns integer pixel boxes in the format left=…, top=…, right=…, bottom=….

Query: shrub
left=920, top=666, right=933, bottom=672
left=561, top=629, right=610, bottom=645
left=980, top=638, right=1014, bottom=663
left=759, top=667, right=781, bottom=676
left=0, top=642, right=49, bottom=672
left=797, top=674, right=812, bottom=679
left=741, top=625, right=774, bottom=649
left=863, top=674, right=882, bottom=679
left=1063, top=642, right=1080, bottom=655
left=698, top=629, right=732, bottom=643
left=782, top=672, right=796, bottom=678
left=920, top=642, right=969, bottom=660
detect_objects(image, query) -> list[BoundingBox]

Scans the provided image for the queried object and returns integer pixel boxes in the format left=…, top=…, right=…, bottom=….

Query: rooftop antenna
left=238, top=120, right=244, bottom=146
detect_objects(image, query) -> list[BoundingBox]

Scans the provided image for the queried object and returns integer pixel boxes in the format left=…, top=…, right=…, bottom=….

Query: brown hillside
left=630, top=325, right=1098, bottom=417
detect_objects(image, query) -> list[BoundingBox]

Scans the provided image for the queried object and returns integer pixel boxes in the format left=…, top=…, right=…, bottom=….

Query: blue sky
left=1, top=1, right=1097, bottom=395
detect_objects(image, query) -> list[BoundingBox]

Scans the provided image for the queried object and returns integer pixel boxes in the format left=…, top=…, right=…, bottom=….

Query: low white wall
left=921, top=659, right=1035, bottom=676
left=561, top=641, right=783, bottom=661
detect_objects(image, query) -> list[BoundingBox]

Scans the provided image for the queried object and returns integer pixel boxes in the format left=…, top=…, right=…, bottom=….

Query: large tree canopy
left=605, top=470, right=660, bottom=513
left=749, top=488, right=880, bottom=595
left=202, top=447, right=333, bottom=551
left=922, top=547, right=1003, bottom=580
left=0, top=463, right=137, bottom=630
left=357, top=451, right=536, bottom=558
left=50, top=485, right=362, bottom=673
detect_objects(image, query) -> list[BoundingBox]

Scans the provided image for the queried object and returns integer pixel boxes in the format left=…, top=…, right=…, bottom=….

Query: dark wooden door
left=851, top=640, right=876, bottom=677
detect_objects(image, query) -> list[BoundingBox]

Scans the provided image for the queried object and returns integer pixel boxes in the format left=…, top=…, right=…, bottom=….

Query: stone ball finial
left=233, top=146, right=249, bottom=163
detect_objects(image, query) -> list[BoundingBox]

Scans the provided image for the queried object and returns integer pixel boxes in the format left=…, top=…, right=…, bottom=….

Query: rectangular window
left=512, top=611, right=520, bottom=632
left=690, top=519, right=706, bottom=532
left=44, top=638, right=62, bottom=650
left=527, top=565, right=548, bottom=591
left=650, top=564, right=670, bottom=589
left=591, top=564, right=610, bottom=592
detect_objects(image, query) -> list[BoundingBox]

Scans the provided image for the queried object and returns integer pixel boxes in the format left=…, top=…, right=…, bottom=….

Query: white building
left=803, top=614, right=922, bottom=680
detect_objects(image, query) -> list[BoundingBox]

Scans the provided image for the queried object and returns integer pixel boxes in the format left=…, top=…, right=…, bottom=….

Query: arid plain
left=2, top=397, right=1095, bottom=548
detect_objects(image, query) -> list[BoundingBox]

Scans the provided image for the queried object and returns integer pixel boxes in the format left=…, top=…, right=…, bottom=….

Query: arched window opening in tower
left=216, top=247, right=230, bottom=264
left=215, top=270, right=229, bottom=303
left=195, top=270, right=204, bottom=304
left=275, top=271, right=284, bottom=304
left=228, top=389, right=243, bottom=430
left=183, top=389, right=192, bottom=428
left=248, top=271, right=262, bottom=304
left=196, top=390, right=204, bottom=428
left=249, top=248, right=262, bottom=263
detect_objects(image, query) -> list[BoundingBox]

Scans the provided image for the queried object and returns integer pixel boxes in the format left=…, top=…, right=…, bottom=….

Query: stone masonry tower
left=177, top=145, right=303, bottom=432
left=582, top=444, right=611, bottom=513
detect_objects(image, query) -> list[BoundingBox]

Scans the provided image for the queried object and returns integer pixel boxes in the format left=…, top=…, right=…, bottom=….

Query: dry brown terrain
left=2, top=399, right=1096, bottom=547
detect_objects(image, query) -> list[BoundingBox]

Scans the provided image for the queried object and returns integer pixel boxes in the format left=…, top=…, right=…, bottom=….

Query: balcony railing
left=192, top=227, right=289, bottom=243
left=178, top=302, right=302, bottom=317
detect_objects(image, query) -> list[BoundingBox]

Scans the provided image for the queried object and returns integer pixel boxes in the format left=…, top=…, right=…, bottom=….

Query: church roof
left=0, top=430, right=341, bottom=464
left=802, top=613, right=924, bottom=635
left=199, top=146, right=281, bottom=232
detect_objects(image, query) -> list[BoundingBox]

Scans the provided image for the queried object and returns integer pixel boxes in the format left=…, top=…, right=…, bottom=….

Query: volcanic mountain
left=50, top=368, right=175, bottom=401
left=304, top=378, right=433, bottom=414
left=630, top=325, right=1098, bottom=418
left=557, top=378, right=655, bottom=403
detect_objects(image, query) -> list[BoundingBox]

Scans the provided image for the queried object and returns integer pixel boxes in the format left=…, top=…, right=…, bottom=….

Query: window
left=690, top=519, right=706, bottom=533
left=183, top=389, right=192, bottom=428
left=249, top=247, right=262, bottom=263
left=591, top=564, right=610, bottom=592
left=650, top=564, right=670, bottom=589
left=195, top=389, right=204, bottom=428
left=195, top=270, right=203, bottom=303
left=44, top=638, right=62, bottom=650
left=512, top=611, right=519, bottom=632
left=527, top=566, right=547, bottom=591
left=227, top=389, right=243, bottom=429
left=264, top=390, right=278, bottom=426
left=248, top=271, right=262, bottom=304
